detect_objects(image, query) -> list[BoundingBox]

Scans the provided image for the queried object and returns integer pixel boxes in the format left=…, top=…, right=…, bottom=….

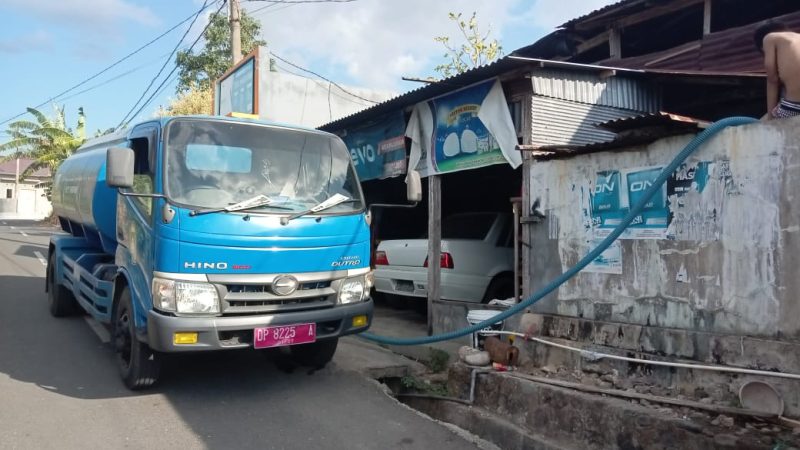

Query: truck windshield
left=164, top=119, right=364, bottom=214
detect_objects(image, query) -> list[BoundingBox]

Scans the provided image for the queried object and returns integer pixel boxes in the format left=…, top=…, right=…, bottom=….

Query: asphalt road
left=0, top=219, right=480, bottom=450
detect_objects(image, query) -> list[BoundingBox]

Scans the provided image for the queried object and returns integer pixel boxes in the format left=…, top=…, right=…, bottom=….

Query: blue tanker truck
left=47, top=115, right=420, bottom=389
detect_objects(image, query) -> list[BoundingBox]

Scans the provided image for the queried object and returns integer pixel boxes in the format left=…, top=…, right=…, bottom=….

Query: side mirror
left=106, top=147, right=135, bottom=188
left=407, top=170, right=422, bottom=203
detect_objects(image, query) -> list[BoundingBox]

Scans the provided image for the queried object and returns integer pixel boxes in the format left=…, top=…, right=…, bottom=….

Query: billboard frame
left=212, top=47, right=260, bottom=117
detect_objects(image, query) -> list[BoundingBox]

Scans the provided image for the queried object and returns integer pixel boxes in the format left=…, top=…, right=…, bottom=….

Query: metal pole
left=14, top=158, right=19, bottom=214
left=427, top=175, right=441, bottom=336
left=230, top=0, right=242, bottom=64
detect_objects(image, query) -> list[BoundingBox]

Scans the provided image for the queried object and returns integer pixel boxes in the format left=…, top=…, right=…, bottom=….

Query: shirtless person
left=755, top=21, right=800, bottom=119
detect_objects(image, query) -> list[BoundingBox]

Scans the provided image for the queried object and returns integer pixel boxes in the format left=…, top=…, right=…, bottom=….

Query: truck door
left=118, top=124, right=159, bottom=321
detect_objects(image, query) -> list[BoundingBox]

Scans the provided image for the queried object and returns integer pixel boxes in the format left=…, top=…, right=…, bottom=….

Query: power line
left=0, top=0, right=220, bottom=127
left=117, top=0, right=213, bottom=127
left=271, top=53, right=379, bottom=104
left=120, top=0, right=229, bottom=126
left=58, top=51, right=176, bottom=103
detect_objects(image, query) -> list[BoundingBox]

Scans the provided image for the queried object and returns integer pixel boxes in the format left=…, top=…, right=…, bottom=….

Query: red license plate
left=254, top=323, right=316, bottom=349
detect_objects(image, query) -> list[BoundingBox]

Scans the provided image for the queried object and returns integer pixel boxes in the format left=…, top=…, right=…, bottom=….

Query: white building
left=0, top=158, right=52, bottom=220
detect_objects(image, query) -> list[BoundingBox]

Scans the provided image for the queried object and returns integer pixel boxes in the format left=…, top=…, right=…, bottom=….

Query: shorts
left=771, top=99, right=800, bottom=119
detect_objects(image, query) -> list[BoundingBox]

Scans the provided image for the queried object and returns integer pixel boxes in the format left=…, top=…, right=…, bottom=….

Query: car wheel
left=113, top=286, right=161, bottom=390
left=47, top=251, right=79, bottom=317
left=482, top=274, right=514, bottom=303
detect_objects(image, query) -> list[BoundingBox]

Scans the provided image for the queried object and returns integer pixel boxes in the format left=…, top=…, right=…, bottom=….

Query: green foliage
left=400, top=376, right=449, bottom=397
left=426, top=348, right=451, bottom=374
left=434, top=12, right=503, bottom=78
left=175, top=10, right=266, bottom=93
left=0, top=106, right=86, bottom=199
left=157, top=86, right=213, bottom=117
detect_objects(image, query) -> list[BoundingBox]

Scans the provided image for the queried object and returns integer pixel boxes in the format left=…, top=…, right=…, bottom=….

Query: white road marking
left=84, top=316, right=112, bottom=344
left=10, top=226, right=15, bottom=229
left=33, top=251, right=47, bottom=267
left=19, top=230, right=28, bottom=237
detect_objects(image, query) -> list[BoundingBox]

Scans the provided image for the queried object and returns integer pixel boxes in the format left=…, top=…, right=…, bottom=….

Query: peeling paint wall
left=525, top=118, right=800, bottom=340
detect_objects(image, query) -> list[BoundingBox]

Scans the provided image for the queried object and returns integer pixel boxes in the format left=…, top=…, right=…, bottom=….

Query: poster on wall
left=584, top=239, right=622, bottom=274
left=586, top=161, right=712, bottom=240
left=405, top=79, right=521, bottom=180
left=342, top=112, right=407, bottom=182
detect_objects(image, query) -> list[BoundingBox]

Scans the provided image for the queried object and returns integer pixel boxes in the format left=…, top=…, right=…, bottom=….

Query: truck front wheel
left=47, top=251, right=79, bottom=317
left=290, top=338, right=338, bottom=369
left=113, top=287, right=161, bottom=390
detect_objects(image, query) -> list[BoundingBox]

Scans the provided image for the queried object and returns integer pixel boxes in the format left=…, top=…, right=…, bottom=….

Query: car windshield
left=164, top=119, right=363, bottom=214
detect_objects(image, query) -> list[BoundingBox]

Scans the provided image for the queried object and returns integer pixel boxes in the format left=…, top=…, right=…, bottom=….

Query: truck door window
left=129, top=135, right=154, bottom=219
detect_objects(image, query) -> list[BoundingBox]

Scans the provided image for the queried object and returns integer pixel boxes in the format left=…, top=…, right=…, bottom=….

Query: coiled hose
left=361, top=116, right=757, bottom=346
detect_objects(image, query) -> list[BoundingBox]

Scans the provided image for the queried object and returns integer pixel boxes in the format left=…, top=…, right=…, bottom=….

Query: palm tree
left=0, top=106, right=86, bottom=197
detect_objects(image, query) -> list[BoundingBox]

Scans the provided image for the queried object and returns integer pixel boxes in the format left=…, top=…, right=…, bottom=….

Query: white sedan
left=373, top=212, right=514, bottom=303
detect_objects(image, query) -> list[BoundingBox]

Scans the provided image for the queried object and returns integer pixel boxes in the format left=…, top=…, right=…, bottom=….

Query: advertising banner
left=405, top=79, right=520, bottom=180
left=342, top=112, right=407, bottom=182
left=586, top=161, right=712, bottom=240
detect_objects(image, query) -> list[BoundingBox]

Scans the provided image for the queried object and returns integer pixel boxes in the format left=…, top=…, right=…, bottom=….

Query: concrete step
left=446, top=363, right=797, bottom=450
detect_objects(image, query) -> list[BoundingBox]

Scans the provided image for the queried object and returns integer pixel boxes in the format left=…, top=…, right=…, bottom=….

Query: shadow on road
left=0, top=275, right=457, bottom=449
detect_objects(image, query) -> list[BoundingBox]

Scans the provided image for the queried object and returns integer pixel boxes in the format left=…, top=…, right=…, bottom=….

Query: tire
left=47, top=251, right=79, bottom=317
left=113, top=287, right=161, bottom=390
left=290, top=338, right=338, bottom=368
left=482, top=274, right=514, bottom=303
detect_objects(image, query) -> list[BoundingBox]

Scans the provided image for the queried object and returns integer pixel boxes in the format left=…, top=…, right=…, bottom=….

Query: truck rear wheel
left=113, top=287, right=160, bottom=390
left=290, top=338, right=338, bottom=368
left=47, top=251, right=79, bottom=317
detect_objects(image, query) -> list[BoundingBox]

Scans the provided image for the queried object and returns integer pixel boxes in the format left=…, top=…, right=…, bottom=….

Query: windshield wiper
left=279, top=194, right=356, bottom=225
left=189, top=194, right=275, bottom=217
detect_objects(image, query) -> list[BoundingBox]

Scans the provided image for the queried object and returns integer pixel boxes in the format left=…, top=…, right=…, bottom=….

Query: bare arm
left=764, top=35, right=780, bottom=117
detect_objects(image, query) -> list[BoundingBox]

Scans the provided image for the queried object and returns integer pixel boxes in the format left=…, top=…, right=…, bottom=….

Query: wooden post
left=427, top=175, right=441, bottom=336
left=703, top=0, right=712, bottom=35
left=609, top=28, right=622, bottom=59
left=511, top=197, right=522, bottom=302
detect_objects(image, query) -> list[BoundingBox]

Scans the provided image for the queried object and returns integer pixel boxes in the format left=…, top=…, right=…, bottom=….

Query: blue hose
left=361, top=116, right=757, bottom=346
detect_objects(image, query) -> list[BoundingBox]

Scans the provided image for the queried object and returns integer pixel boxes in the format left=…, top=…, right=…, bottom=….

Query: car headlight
left=152, top=278, right=220, bottom=314
left=338, top=277, right=365, bottom=304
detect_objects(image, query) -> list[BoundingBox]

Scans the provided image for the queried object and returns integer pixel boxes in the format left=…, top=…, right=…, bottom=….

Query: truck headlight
left=152, top=278, right=220, bottom=314
left=338, top=277, right=365, bottom=304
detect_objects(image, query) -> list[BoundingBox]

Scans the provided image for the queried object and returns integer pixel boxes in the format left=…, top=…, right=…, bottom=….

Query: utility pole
left=14, top=158, right=19, bottom=214
left=229, top=0, right=242, bottom=64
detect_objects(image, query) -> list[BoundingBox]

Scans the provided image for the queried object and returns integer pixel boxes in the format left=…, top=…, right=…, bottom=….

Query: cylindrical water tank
left=52, top=134, right=127, bottom=254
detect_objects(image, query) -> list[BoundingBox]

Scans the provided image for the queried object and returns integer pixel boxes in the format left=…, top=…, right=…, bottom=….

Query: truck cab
left=48, top=116, right=381, bottom=389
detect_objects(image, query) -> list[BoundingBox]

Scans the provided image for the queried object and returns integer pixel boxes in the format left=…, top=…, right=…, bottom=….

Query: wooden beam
left=609, top=28, right=622, bottom=59
left=576, top=29, right=611, bottom=53
left=426, top=175, right=441, bottom=336
left=703, top=0, right=712, bottom=35
left=575, top=0, right=703, bottom=32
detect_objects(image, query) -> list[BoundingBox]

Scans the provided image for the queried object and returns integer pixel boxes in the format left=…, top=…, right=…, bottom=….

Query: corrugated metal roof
left=0, top=158, right=50, bottom=178
left=597, top=111, right=708, bottom=132
left=318, top=57, right=528, bottom=132
left=530, top=95, right=644, bottom=147
left=530, top=110, right=706, bottom=160
left=319, top=57, right=648, bottom=132
left=600, top=10, right=800, bottom=73
left=530, top=68, right=659, bottom=111
left=560, top=0, right=642, bottom=29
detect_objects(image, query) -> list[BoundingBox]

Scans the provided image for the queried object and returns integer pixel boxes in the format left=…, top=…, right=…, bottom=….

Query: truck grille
left=219, top=281, right=335, bottom=315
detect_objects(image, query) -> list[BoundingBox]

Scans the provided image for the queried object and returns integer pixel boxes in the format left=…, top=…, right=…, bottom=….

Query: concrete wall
left=259, top=71, right=395, bottom=129
left=0, top=180, right=52, bottom=218
left=525, top=118, right=800, bottom=341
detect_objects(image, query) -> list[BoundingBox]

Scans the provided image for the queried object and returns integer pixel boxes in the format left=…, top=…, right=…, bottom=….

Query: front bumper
left=146, top=300, right=373, bottom=352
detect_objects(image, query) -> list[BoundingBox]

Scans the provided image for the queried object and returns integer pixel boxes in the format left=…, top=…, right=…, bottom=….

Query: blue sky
left=0, top=0, right=615, bottom=141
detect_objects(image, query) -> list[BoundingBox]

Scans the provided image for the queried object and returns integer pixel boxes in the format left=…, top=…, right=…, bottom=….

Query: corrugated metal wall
left=530, top=69, right=660, bottom=112
left=530, top=95, right=642, bottom=147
